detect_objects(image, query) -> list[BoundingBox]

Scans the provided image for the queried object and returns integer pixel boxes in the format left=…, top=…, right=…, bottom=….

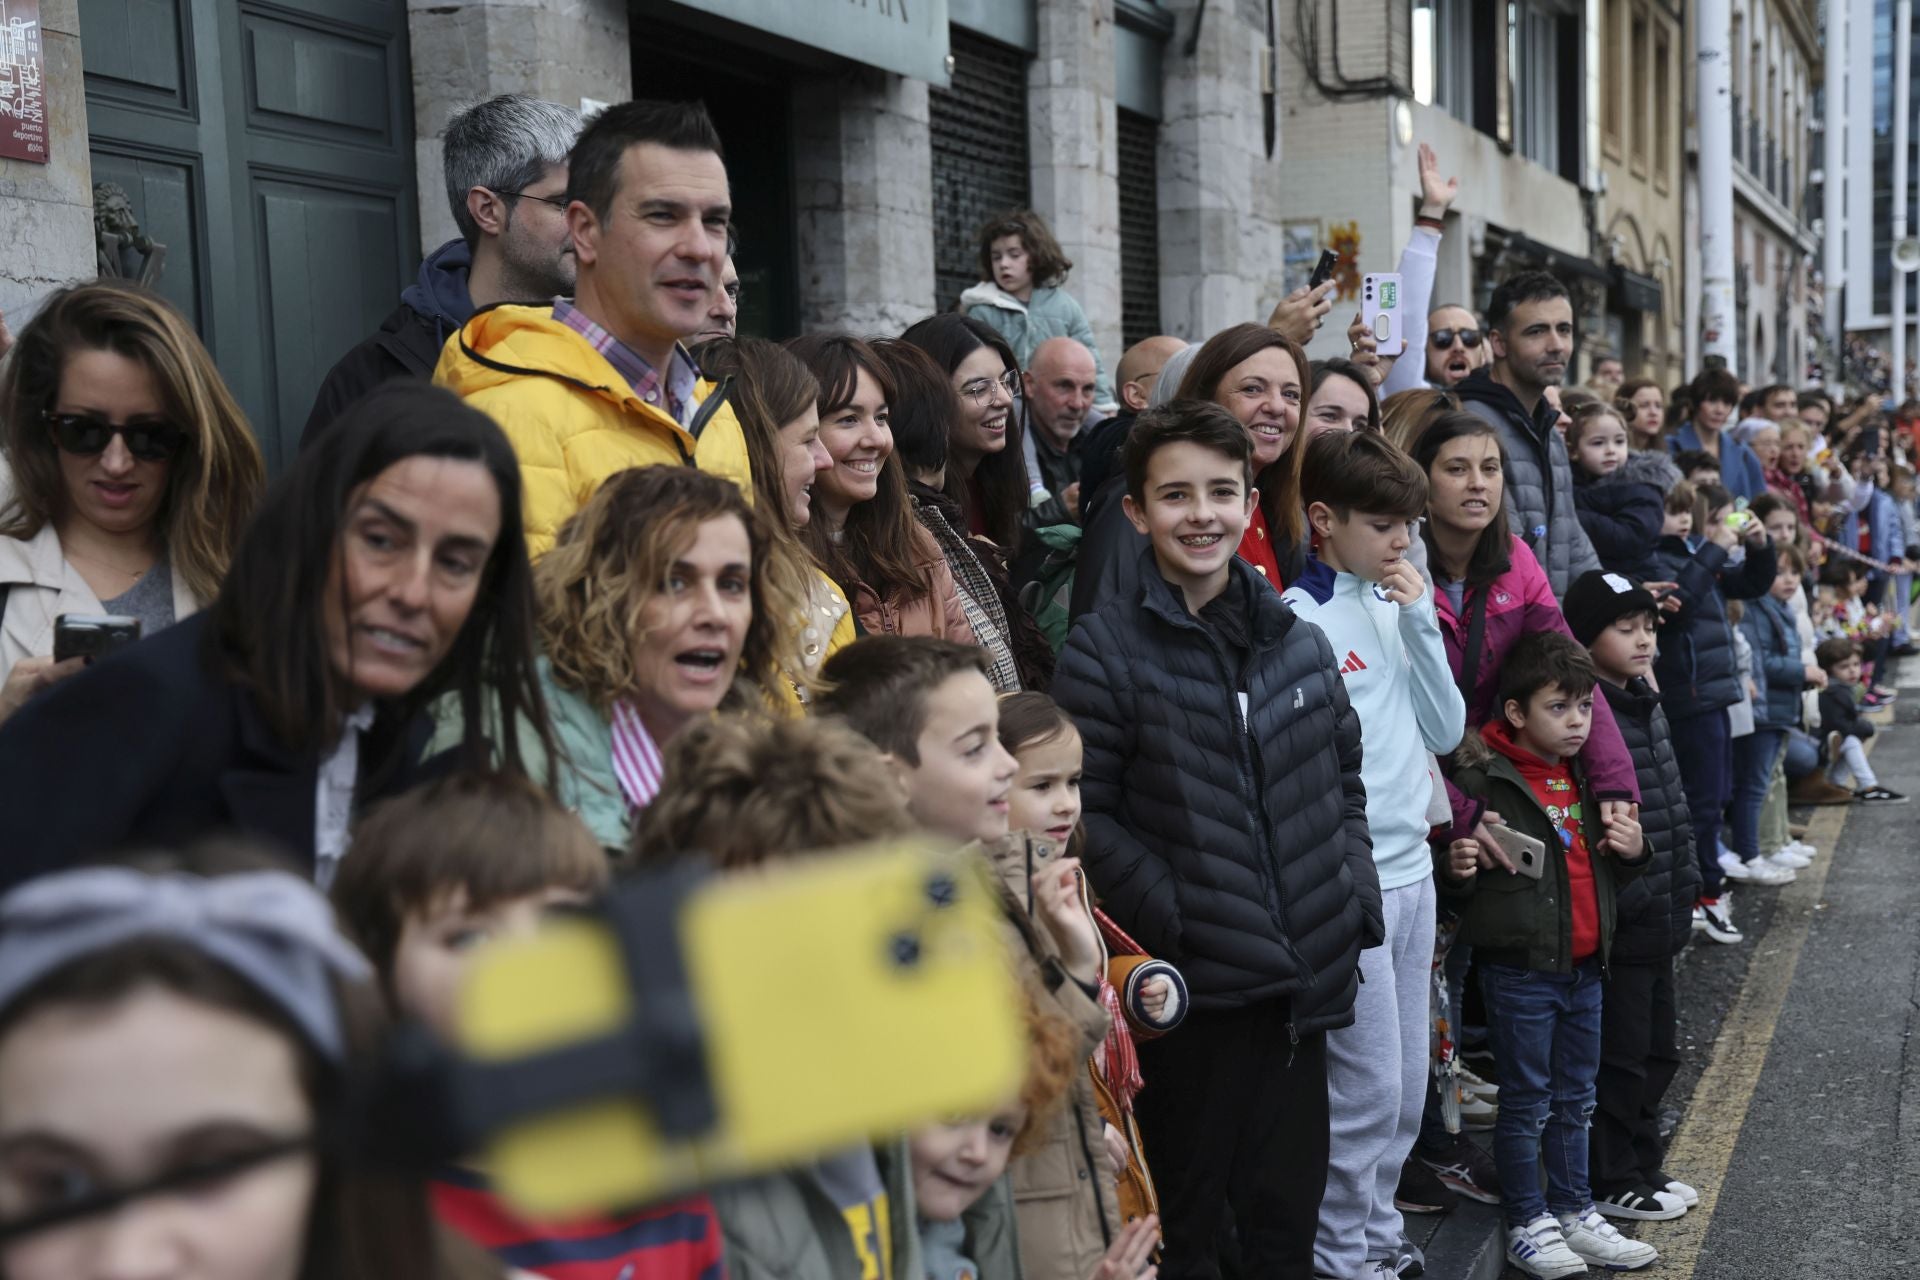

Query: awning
left=1611, top=265, right=1663, bottom=314
left=1498, top=231, right=1612, bottom=285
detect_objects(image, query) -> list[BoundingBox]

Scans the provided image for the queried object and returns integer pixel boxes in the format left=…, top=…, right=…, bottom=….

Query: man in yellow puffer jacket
left=435, top=99, right=752, bottom=557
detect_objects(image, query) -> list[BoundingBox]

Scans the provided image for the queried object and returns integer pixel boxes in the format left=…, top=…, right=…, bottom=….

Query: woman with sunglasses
left=0, top=282, right=265, bottom=724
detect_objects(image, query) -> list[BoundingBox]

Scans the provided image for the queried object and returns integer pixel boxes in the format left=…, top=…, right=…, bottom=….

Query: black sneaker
left=1393, top=1153, right=1457, bottom=1215
left=1594, top=1183, right=1686, bottom=1221
left=1855, top=785, right=1910, bottom=804
left=1416, top=1133, right=1502, bottom=1204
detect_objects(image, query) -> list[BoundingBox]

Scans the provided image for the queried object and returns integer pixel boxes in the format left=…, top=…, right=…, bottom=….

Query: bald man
left=1022, top=336, right=1099, bottom=524
left=1071, top=336, right=1190, bottom=531
left=1116, top=334, right=1188, bottom=411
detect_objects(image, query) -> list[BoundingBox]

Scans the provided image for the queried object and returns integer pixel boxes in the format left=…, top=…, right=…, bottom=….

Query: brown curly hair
left=535, top=466, right=811, bottom=714
left=627, top=714, right=917, bottom=870
left=975, top=208, right=1074, bottom=290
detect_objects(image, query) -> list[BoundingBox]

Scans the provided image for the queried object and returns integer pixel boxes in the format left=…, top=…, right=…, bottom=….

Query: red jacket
left=1433, top=536, right=1639, bottom=837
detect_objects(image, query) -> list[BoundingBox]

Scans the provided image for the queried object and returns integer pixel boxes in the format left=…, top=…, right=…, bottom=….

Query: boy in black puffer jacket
left=1052, top=402, right=1381, bottom=1280
left=1564, top=571, right=1704, bottom=1226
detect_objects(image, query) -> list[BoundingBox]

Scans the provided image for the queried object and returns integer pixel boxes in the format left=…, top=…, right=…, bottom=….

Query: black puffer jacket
left=1051, top=552, right=1382, bottom=1030
left=1641, top=535, right=1777, bottom=721
left=1573, top=451, right=1677, bottom=580
left=1599, top=677, right=1700, bottom=962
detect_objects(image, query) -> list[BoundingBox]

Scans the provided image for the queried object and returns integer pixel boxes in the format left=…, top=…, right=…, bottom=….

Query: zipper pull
left=1286, top=1020, right=1299, bottom=1069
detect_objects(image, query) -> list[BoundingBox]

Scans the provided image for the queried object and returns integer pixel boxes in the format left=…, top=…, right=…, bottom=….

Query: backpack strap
left=1455, top=583, right=1490, bottom=712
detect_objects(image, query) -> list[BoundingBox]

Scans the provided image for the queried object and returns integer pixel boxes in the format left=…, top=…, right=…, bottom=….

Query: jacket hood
left=1598, top=674, right=1659, bottom=720
left=401, top=238, right=475, bottom=331
left=1453, top=368, right=1536, bottom=423
left=959, top=281, right=1028, bottom=314
left=1480, top=717, right=1561, bottom=781
left=1597, top=448, right=1683, bottom=495
left=438, top=303, right=688, bottom=412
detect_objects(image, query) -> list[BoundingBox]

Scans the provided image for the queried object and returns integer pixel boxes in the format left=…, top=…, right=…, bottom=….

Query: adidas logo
left=1339, top=650, right=1368, bottom=675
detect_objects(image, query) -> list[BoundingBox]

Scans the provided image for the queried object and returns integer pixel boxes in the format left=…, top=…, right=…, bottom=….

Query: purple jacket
left=1433, top=536, right=1640, bottom=837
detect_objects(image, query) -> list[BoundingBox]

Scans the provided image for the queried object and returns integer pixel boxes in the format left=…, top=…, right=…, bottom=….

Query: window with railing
left=1654, top=22, right=1672, bottom=189
left=1629, top=5, right=1649, bottom=169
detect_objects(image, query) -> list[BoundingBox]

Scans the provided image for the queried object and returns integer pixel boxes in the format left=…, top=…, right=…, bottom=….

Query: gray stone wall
left=0, top=0, right=93, bottom=332
left=1028, top=0, right=1123, bottom=378
left=405, top=0, right=632, bottom=254
left=794, top=69, right=938, bottom=336
left=1154, top=0, right=1288, bottom=340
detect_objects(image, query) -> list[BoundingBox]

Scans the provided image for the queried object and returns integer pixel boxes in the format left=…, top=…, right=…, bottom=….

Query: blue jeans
left=1672, top=709, right=1732, bottom=898
left=1730, top=727, right=1786, bottom=861
left=1480, top=960, right=1604, bottom=1227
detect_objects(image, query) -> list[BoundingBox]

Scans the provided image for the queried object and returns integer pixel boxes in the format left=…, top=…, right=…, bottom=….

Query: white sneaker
left=1718, top=850, right=1748, bottom=880
left=1768, top=846, right=1812, bottom=870
left=1787, top=839, right=1818, bottom=858
left=1507, top=1215, right=1589, bottom=1278
left=1456, top=1061, right=1500, bottom=1100
left=1746, top=858, right=1797, bottom=885
left=1557, top=1208, right=1658, bottom=1270
left=1457, top=1088, right=1498, bottom=1130
left=1660, top=1174, right=1700, bottom=1208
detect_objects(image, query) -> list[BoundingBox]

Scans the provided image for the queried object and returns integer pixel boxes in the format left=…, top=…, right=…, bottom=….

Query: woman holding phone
left=0, top=281, right=265, bottom=723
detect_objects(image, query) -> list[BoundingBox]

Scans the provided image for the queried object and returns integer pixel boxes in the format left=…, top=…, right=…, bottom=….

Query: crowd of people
left=0, top=92, right=1913, bottom=1280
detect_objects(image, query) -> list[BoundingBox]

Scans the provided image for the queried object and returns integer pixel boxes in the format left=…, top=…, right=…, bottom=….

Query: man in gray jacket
left=1453, top=270, right=1601, bottom=599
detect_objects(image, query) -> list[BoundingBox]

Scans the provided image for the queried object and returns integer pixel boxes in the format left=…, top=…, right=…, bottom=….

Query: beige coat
left=0, top=523, right=201, bottom=686
left=983, top=833, right=1125, bottom=1280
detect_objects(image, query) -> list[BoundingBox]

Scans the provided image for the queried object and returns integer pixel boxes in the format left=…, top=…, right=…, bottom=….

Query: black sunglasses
left=43, top=411, right=190, bottom=462
left=1430, top=328, right=1484, bottom=350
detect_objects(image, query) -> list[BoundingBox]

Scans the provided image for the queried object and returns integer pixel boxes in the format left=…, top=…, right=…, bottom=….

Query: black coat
left=300, top=239, right=475, bottom=447
left=0, top=614, right=452, bottom=890
left=1572, top=454, right=1670, bottom=581
left=1599, top=677, right=1700, bottom=963
left=1642, top=535, right=1777, bottom=720
left=1817, top=683, right=1876, bottom=743
left=1050, top=552, right=1382, bottom=1030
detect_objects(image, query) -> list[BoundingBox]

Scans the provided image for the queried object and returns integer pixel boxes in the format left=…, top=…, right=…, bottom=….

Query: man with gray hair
left=302, top=93, right=581, bottom=444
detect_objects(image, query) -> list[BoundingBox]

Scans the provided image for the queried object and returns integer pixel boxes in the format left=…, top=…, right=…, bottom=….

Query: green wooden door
left=82, top=0, right=417, bottom=469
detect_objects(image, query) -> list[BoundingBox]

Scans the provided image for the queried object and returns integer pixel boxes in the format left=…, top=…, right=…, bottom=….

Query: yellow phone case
left=457, top=840, right=1025, bottom=1217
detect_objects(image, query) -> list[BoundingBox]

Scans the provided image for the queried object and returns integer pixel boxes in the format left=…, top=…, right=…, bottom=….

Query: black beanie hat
left=1562, top=570, right=1658, bottom=647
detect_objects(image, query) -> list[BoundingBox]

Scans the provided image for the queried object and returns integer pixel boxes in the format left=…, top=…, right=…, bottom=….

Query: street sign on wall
left=0, top=0, right=46, bottom=164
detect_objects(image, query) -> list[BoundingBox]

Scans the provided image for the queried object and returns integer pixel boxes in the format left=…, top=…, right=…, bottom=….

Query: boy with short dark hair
left=1053, top=401, right=1381, bottom=1280
left=1816, top=636, right=1907, bottom=802
left=330, top=772, right=727, bottom=1280
left=1283, top=431, right=1467, bottom=1280
left=1440, top=632, right=1654, bottom=1278
left=1563, top=571, right=1703, bottom=1226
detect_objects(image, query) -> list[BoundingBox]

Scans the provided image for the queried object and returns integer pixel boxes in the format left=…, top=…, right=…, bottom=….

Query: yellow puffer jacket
left=434, top=304, right=753, bottom=557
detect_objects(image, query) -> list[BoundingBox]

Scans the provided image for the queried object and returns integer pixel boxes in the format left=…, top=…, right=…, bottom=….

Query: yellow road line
left=1639, top=792, right=1856, bottom=1275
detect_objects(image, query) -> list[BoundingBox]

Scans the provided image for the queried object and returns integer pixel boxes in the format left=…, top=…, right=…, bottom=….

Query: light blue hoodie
left=1283, top=557, right=1466, bottom=889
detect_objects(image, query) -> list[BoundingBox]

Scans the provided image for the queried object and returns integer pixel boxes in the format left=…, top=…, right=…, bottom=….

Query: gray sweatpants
left=1314, top=876, right=1437, bottom=1279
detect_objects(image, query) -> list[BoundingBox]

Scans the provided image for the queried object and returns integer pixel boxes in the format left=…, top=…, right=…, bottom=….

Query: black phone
left=1308, top=249, right=1338, bottom=290
left=53, top=614, right=142, bottom=664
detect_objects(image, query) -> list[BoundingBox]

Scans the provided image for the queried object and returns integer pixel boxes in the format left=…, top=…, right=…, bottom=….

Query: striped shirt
left=434, top=1168, right=726, bottom=1280
left=552, top=300, right=698, bottom=426
left=610, top=701, right=665, bottom=811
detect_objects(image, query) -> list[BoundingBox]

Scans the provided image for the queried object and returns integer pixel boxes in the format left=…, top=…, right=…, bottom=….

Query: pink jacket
left=1433, top=536, right=1640, bottom=837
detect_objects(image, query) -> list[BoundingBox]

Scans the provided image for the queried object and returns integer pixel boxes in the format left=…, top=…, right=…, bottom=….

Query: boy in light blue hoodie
left=1285, top=431, right=1467, bottom=1280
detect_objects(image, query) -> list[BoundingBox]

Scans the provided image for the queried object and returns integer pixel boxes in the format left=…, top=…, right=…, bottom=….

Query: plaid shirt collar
left=552, top=300, right=699, bottom=426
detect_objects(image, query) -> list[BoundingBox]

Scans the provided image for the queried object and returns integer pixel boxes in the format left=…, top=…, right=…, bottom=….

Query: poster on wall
left=0, top=0, right=46, bottom=165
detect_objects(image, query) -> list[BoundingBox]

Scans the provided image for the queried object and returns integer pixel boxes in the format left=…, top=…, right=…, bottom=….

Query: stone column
left=793, top=69, right=937, bottom=335
left=1154, top=0, right=1285, bottom=340
left=1028, top=0, right=1122, bottom=376
left=0, top=0, right=93, bottom=327
left=406, top=0, right=632, bottom=253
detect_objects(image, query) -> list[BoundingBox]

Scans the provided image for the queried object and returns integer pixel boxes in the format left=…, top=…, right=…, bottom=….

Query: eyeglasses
left=960, top=370, right=1020, bottom=406
left=494, top=188, right=569, bottom=211
left=1430, top=328, right=1484, bottom=350
left=42, top=412, right=189, bottom=462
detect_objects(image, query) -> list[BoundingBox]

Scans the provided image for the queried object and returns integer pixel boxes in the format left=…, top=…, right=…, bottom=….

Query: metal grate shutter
left=930, top=28, right=1032, bottom=311
left=1117, top=108, right=1162, bottom=348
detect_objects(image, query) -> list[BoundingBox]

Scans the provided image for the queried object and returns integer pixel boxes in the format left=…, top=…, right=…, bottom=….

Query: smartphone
left=1308, top=248, right=1338, bottom=291
left=455, top=839, right=1026, bottom=1218
left=1362, top=272, right=1405, bottom=357
left=1486, top=823, right=1548, bottom=880
left=53, top=614, right=141, bottom=664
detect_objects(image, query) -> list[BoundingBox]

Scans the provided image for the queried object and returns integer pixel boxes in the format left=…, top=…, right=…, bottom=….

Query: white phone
left=1363, top=272, right=1405, bottom=358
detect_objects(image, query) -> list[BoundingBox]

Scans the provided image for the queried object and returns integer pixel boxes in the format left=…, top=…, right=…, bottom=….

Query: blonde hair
left=1380, top=388, right=1459, bottom=454
left=536, top=467, right=810, bottom=714
left=0, top=280, right=265, bottom=602
left=628, top=714, right=917, bottom=870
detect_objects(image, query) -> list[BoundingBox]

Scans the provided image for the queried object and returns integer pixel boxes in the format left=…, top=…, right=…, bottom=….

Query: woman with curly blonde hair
left=0, top=280, right=264, bottom=722
left=434, top=464, right=809, bottom=849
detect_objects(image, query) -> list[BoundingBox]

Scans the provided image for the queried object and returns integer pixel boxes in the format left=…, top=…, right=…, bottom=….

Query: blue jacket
left=1051, top=553, right=1383, bottom=1029
left=1671, top=422, right=1767, bottom=502
left=1642, top=535, right=1778, bottom=720
left=1282, top=558, right=1465, bottom=891
left=1738, top=594, right=1805, bottom=731
left=1838, top=484, right=1903, bottom=583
